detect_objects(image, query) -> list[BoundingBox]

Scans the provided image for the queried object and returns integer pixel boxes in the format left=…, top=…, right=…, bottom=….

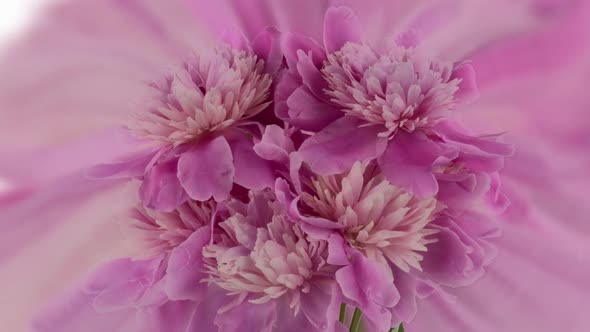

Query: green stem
left=339, top=304, right=347, bottom=324
left=389, top=323, right=405, bottom=332
left=349, top=308, right=363, bottom=332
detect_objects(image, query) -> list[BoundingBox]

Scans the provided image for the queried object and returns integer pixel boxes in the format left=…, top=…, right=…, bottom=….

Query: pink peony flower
left=298, top=162, right=441, bottom=273
left=88, top=42, right=281, bottom=212
left=279, top=6, right=511, bottom=200
left=203, top=190, right=343, bottom=331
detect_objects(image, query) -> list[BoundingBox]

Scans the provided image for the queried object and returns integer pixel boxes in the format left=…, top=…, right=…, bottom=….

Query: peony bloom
left=202, top=190, right=343, bottom=331
left=0, top=1, right=589, bottom=332
left=89, top=42, right=281, bottom=211
left=267, top=144, right=504, bottom=329
left=279, top=5, right=512, bottom=201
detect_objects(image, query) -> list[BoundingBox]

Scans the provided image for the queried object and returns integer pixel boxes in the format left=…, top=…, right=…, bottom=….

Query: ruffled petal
left=226, top=131, right=276, bottom=191
left=379, top=132, right=456, bottom=198
left=253, top=125, right=295, bottom=164
left=323, top=6, right=361, bottom=53
left=300, top=283, right=344, bottom=331
left=285, top=86, right=341, bottom=132
left=335, top=253, right=398, bottom=331
left=282, top=32, right=326, bottom=69
left=140, top=159, right=189, bottom=211
left=165, top=226, right=211, bottom=301
left=298, top=116, right=387, bottom=175
left=450, top=62, right=479, bottom=103
left=177, top=136, right=235, bottom=202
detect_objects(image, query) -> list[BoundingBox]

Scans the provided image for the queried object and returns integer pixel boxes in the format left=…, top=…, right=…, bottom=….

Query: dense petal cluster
left=129, top=47, right=272, bottom=145
left=323, top=43, right=461, bottom=137
left=89, top=45, right=278, bottom=212
left=124, top=200, right=215, bottom=258
left=300, top=162, right=440, bottom=272
left=30, top=4, right=528, bottom=332
left=203, top=191, right=337, bottom=316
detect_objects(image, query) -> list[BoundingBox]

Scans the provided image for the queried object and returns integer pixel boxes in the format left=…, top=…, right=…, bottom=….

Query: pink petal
left=323, top=6, right=362, bottom=53
left=139, top=159, right=189, bottom=211
left=226, top=131, right=275, bottom=191
left=165, top=226, right=211, bottom=301
left=177, top=136, right=235, bottom=202
left=227, top=0, right=276, bottom=40
left=253, top=125, right=295, bottom=163
left=378, top=132, right=457, bottom=198
left=451, top=62, right=479, bottom=103
left=269, top=0, right=327, bottom=42
left=0, top=0, right=206, bottom=152
left=86, top=148, right=156, bottom=180
left=133, top=300, right=199, bottom=332
left=285, top=86, right=341, bottom=131
left=296, top=51, right=331, bottom=102
left=335, top=252, right=398, bottom=331
left=214, top=300, right=277, bottom=332
left=326, top=234, right=349, bottom=265
left=298, top=116, right=387, bottom=175
left=282, top=32, right=326, bottom=69
left=329, top=0, right=422, bottom=44
left=300, top=283, right=344, bottom=331
left=0, top=181, right=136, bottom=331
left=251, top=27, right=283, bottom=73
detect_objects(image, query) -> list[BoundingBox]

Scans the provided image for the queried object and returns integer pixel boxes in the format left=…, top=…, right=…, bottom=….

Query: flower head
left=129, top=47, right=272, bottom=146
left=124, top=200, right=216, bottom=258
left=204, top=191, right=336, bottom=315
left=300, top=162, right=441, bottom=272
left=90, top=45, right=279, bottom=211
left=323, top=43, right=460, bottom=137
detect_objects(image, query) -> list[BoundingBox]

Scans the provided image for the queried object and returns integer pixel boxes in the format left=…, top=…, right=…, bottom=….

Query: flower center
left=124, top=200, right=215, bottom=258
left=203, top=194, right=333, bottom=313
left=301, top=162, right=441, bottom=272
left=129, top=46, right=272, bottom=145
left=322, top=42, right=460, bottom=138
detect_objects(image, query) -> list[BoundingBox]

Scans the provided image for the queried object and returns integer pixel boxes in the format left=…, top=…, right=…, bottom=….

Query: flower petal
left=165, top=226, right=211, bottom=301
left=282, top=32, right=326, bottom=69
left=298, top=116, right=387, bottom=175
left=177, top=136, right=235, bottom=202
left=335, top=252, right=398, bottom=331
left=323, top=6, right=362, bottom=53
left=285, top=86, right=342, bottom=131
left=253, top=125, right=295, bottom=163
left=226, top=131, right=276, bottom=191
left=451, top=62, right=479, bottom=103
left=215, top=300, right=277, bottom=332
left=140, top=159, right=189, bottom=211
left=379, top=132, right=457, bottom=198
left=251, top=27, right=283, bottom=73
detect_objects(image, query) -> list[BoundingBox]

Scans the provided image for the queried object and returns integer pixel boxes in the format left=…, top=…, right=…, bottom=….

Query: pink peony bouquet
left=1, top=1, right=589, bottom=331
